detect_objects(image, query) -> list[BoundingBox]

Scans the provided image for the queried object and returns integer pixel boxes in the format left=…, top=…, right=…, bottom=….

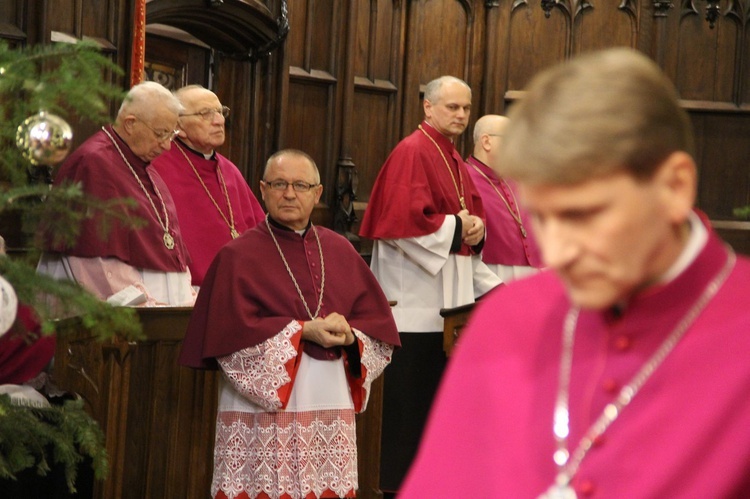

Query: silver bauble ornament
left=0, top=275, right=18, bottom=338
left=16, top=111, right=73, bottom=166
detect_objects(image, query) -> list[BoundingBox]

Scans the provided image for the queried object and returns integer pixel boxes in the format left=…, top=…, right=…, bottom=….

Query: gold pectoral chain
left=102, top=127, right=174, bottom=250
left=176, top=143, right=239, bottom=239
left=468, top=162, right=527, bottom=238
left=418, top=125, right=466, bottom=210
left=265, top=217, right=325, bottom=320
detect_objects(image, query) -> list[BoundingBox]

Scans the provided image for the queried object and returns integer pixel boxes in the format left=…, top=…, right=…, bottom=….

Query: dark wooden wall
left=4, top=0, right=747, bottom=254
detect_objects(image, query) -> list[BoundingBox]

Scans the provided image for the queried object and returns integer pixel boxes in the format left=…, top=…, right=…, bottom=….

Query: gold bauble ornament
left=16, top=111, right=73, bottom=166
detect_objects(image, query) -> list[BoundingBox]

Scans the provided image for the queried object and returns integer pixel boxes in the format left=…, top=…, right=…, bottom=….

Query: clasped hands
left=301, top=312, right=356, bottom=348
left=457, top=209, right=485, bottom=246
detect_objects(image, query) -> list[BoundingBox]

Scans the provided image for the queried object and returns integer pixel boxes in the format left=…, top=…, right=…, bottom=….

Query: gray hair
left=500, top=48, right=694, bottom=185
left=424, top=76, right=471, bottom=104
left=174, top=84, right=210, bottom=100
left=264, top=149, right=321, bottom=184
left=117, top=81, right=183, bottom=122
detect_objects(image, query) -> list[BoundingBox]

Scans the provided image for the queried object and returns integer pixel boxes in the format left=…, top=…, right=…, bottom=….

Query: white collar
left=657, top=211, right=708, bottom=284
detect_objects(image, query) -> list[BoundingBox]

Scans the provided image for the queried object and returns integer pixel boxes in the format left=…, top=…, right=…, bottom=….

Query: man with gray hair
left=38, top=81, right=195, bottom=306
left=360, top=75, right=501, bottom=494
left=400, top=48, right=750, bottom=497
left=152, top=85, right=265, bottom=287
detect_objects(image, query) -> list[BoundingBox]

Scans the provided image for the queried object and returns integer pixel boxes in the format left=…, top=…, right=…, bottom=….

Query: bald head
left=472, top=115, right=510, bottom=173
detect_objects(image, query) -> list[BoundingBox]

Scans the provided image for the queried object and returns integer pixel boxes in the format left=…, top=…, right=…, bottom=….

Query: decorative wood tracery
left=146, top=0, right=288, bottom=61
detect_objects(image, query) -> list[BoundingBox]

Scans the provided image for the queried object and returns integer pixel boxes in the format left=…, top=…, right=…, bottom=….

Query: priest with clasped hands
left=180, top=149, right=400, bottom=499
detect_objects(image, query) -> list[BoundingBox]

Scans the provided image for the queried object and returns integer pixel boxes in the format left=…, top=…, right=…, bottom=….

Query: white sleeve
left=387, top=215, right=456, bottom=276
left=217, top=320, right=301, bottom=411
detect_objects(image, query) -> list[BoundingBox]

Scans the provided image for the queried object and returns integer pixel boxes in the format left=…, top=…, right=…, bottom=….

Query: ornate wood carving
left=146, top=0, right=288, bottom=60
left=705, top=0, right=721, bottom=27
left=653, top=0, right=674, bottom=17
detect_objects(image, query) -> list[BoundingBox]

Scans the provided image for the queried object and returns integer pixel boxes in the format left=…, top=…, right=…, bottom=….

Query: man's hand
left=301, top=312, right=356, bottom=347
left=457, top=209, right=485, bottom=246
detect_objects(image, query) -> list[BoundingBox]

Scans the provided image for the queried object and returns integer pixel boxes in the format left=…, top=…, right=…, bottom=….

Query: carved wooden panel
left=351, top=0, right=401, bottom=203
left=53, top=308, right=218, bottom=499
left=214, top=56, right=261, bottom=182
left=573, top=0, right=639, bottom=54
left=402, top=0, right=473, bottom=137
left=692, top=112, right=750, bottom=219
left=659, top=0, right=745, bottom=106
left=505, top=1, right=567, bottom=94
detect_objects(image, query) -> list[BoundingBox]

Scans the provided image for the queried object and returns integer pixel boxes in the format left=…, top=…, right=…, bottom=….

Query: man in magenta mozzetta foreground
left=180, top=149, right=400, bottom=499
left=400, top=48, right=750, bottom=498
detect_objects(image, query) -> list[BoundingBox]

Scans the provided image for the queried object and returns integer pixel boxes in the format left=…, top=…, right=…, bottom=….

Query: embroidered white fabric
left=212, top=321, right=394, bottom=499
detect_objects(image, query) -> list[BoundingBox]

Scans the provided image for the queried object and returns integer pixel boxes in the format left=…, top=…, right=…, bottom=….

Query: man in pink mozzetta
left=400, top=48, right=750, bottom=498
left=465, top=114, right=543, bottom=282
left=152, top=85, right=265, bottom=287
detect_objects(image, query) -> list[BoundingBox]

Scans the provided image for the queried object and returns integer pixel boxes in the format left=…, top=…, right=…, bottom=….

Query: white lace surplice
left=214, top=321, right=393, bottom=499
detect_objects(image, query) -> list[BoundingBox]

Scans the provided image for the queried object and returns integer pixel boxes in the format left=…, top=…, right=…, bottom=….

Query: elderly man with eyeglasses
left=181, top=149, right=400, bottom=499
left=152, top=85, right=265, bottom=287
left=38, top=81, right=196, bottom=306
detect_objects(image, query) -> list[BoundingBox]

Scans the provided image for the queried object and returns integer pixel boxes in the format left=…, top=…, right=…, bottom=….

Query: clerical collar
left=609, top=211, right=707, bottom=319
left=267, top=216, right=312, bottom=236
left=657, top=211, right=708, bottom=284
left=175, top=138, right=216, bottom=160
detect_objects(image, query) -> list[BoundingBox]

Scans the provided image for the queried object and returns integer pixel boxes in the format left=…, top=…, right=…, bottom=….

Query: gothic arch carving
left=146, top=0, right=289, bottom=61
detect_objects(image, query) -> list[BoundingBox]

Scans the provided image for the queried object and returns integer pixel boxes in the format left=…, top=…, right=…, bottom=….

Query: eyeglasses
left=262, top=179, right=319, bottom=193
left=180, top=106, right=230, bottom=121
left=134, top=117, right=180, bottom=142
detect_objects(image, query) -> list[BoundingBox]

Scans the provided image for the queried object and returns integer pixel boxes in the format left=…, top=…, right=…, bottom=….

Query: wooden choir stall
left=52, top=307, right=386, bottom=499
left=440, top=302, right=476, bottom=357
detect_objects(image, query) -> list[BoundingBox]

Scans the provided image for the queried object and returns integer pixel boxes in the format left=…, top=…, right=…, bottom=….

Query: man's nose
left=538, top=221, right=578, bottom=270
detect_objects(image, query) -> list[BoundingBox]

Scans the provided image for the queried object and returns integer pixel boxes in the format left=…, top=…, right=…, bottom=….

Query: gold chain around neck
left=265, top=217, right=325, bottom=320
left=102, top=127, right=174, bottom=249
left=418, top=124, right=467, bottom=210
left=468, top=160, right=527, bottom=238
left=175, top=142, right=239, bottom=239
left=547, top=250, right=737, bottom=496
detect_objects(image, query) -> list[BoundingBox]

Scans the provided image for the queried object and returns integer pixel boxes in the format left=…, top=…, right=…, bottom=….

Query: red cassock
left=359, top=121, right=485, bottom=257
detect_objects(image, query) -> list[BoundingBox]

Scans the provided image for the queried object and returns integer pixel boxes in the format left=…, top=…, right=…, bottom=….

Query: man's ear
left=313, top=184, right=324, bottom=205
left=121, top=115, right=137, bottom=135
left=655, top=151, right=697, bottom=224
left=423, top=99, right=433, bottom=119
left=176, top=120, right=188, bottom=138
left=481, top=133, right=493, bottom=153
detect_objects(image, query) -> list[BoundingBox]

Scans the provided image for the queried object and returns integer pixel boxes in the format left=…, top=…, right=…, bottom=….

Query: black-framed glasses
left=262, top=179, right=319, bottom=193
left=180, top=106, right=230, bottom=121
left=134, top=117, right=180, bottom=142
